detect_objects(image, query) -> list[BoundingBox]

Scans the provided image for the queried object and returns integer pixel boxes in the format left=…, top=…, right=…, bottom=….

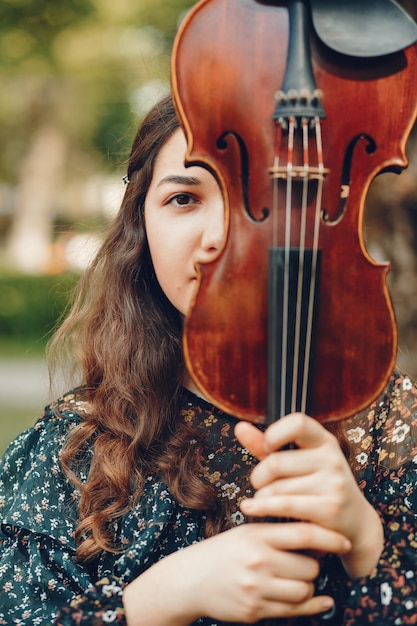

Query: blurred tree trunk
left=365, top=125, right=417, bottom=379
left=6, top=125, right=66, bottom=273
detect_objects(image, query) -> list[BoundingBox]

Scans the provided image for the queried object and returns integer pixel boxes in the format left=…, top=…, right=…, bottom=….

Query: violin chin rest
left=310, top=0, right=417, bottom=58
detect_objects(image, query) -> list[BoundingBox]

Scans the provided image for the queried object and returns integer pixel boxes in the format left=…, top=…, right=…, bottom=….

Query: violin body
left=172, top=0, right=417, bottom=424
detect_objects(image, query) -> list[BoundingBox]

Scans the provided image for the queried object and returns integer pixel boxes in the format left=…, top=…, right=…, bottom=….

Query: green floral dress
left=0, top=371, right=416, bottom=625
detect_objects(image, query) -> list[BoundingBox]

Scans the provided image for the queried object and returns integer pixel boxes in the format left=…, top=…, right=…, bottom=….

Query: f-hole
left=217, top=131, right=269, bottom=223
left=322, top=133, right=377, bottom=225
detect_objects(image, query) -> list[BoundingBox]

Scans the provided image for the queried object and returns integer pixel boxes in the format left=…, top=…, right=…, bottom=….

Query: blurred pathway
left=0, top=357, right=49, bottom=406
left=0, top=357, right=53, bottom=454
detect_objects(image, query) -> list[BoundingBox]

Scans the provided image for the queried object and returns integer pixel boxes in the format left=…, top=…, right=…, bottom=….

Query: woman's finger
left=266, top=546, right=320, bottom=581
left=244, top=521, right=351, bottom=555
left=242, top=493, right=341, bottom=526
left=252, top=445, right=347, bottom=487
left=263, top=412, right=334, bottom=453
left=261, top=577, right=316, bottom=604
left=236, top=413, right=336, bottom=459
left=235, top=420, right=268, bottom=460
left=249, top=448, right=321, bottom=488
left=263, top=595, right=335, bottom=619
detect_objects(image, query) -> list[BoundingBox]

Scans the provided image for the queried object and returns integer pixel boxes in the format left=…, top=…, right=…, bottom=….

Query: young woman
left=0, top=95, right=416, bottom=626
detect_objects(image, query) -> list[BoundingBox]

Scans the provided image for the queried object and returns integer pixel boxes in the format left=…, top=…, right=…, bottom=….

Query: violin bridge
left=268, top=164, right=330, bottom=180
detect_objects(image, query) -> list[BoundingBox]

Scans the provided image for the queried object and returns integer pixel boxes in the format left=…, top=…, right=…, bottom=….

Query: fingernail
left=343, top=539, right=352, bottom=551
left=241, top=498, right=254, bottom=511
left=322, top=599, right=333, bottom=610
left=318, top=600, right=335, bottom=620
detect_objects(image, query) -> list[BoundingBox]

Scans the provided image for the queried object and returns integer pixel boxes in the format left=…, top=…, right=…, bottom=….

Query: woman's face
left=145, top=129, right=224, bottom=316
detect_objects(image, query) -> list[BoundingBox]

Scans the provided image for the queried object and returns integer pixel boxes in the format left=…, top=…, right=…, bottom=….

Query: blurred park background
left=0, top=0, right=417, bottom=455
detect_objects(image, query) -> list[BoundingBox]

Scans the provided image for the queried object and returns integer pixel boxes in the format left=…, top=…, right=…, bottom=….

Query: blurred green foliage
left=0, top=0, right=195, bottom=181
left=0, top=271, right=80, bottom=453
left=0, top=1, right=194, bottom=444
left=0, top=0, right=95, bottom=66
left=0, top=272, right=79, bottom=354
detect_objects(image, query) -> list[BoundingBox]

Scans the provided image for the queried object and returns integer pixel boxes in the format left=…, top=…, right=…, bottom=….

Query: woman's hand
left=123, top=519, right=349, bottom=626
left=123, top=415, right=383, bottom=626
left=235, top=413, right=384, bottom=579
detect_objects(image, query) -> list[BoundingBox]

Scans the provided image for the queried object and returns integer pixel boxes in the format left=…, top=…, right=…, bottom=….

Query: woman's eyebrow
left=157, top=175, right=201, bottom=187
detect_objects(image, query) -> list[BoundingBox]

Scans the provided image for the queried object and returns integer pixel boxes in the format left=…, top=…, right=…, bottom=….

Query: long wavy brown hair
left=49, top=95, right=226, bottom=562
left=50, top=94, right=350, bottom=563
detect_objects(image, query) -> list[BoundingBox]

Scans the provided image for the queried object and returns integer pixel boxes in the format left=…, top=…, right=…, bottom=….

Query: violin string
left=291, top=117, right=310, bottom=413
left=301, top=116, right=324, bottom=411
left=272, top=126, right=282, bottom=248
left=269, top=128, right=282, bottom=422
left=281, top=116, right=295, bottom=418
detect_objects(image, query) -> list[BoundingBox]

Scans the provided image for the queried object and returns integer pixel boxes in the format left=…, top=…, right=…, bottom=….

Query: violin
left=171, top=0, right=417, bottom=426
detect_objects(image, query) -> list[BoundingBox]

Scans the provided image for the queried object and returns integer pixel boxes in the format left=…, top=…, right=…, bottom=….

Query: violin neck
left=267, top=247, right=321, bottom=424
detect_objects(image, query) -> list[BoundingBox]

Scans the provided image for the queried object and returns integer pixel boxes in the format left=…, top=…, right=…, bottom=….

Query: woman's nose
left=199, top=201, right=225, bottom=260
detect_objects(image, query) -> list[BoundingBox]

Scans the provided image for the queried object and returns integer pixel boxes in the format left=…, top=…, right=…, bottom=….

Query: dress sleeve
left=0, top=396, right=101, bottom=624
left=54, top=576, right=126, bottom=625
left=317, top=371, right=417, bottom=625
left=0, top=392, right=197, bottom=626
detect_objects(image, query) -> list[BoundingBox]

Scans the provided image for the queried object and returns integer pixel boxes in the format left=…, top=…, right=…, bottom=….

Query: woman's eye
left=169, top=193, right=198, bottom=207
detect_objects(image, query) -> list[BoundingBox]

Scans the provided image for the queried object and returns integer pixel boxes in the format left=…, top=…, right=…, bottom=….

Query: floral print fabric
left=0, top=371, right=416, bottom=625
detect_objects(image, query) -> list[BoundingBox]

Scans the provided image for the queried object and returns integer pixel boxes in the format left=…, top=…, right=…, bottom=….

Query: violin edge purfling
left=172, top=0, right=417, bottom=425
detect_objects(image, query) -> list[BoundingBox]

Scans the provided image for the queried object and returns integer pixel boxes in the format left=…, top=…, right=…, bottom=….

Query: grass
left=0, top=403, right=45, bottom=456
left=0, top=340, right=49, bottom=456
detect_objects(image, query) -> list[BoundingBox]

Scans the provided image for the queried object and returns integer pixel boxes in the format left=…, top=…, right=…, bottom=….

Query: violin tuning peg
left=312, top=88, right=324, bottom=102
left=300, top=87, right=311, bottom=102
left=274, top=90, right=287, bottom=103
left=288, top=88, right=298, bottom=102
